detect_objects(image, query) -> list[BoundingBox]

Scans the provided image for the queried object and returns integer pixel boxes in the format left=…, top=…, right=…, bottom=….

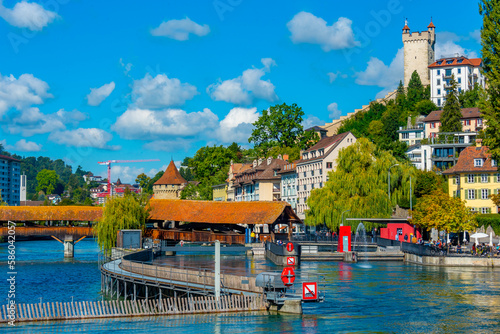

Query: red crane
left=97, top=159, right=160, bottom=196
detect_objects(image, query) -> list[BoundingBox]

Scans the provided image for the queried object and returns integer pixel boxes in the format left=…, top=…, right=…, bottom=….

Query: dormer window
left=492, top=160, right=497, bottom=167
left=474, top=159, right=483, bottom=167
left=303, top=154, right=308, bottom=159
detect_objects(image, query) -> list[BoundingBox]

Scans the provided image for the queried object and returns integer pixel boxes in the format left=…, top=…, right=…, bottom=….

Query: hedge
left=476, top=214, right=500, bottom=235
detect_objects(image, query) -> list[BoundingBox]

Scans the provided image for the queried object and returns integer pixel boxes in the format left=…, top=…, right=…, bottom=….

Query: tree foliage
left=248, top=103, right=318, bottom=157
left=479, top=0, right=500, bottom=162
left=93, top=193, right=149, bottom=252
left=305, top=138, right=417, bottom=231
left=459, top=83, right=483, bottom=108
left=36, top=169, right=59, bottom=195
left=440, top=75, right=462, bottom=133
left=406, top=71, right=426, bottom=111
left=411, top=189, right=477, bottom=232
left=415, top=100, right=438, bottom=116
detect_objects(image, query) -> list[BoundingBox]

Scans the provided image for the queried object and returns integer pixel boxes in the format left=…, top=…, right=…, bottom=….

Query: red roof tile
left=423, top=108, right=481, bottom=122
left=443, top=146, right=498, bottom=174
left=0, top=206, right=103, bottom=221
left=148, top=199, right=301, bottom=224
left=428, top=57, right=482, bottom=69
left=154, top=160, right=187, bottom=185
left=0, top=154, right=20, bottom=162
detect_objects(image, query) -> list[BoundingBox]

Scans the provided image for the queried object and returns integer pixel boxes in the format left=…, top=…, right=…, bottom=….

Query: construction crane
left=97, top=159, right=160, bottom=196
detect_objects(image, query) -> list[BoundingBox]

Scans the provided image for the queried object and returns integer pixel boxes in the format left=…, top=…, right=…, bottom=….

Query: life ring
left=180, top=240, right=184, bottom=247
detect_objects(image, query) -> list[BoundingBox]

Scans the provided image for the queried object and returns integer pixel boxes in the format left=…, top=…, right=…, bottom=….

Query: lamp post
left=340, top=209, right=350, bottom=227
left=388, top=164, right=399, bottom=209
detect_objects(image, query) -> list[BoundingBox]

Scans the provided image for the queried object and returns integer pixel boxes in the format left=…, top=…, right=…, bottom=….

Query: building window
left=468, top=189, right=475, bottom=199
left=467, top=174, right=475, bottom=183
left=303, top=185, right=307, bottom=190
left=492, top=160, right=497, bottom=167
left=402, top=133, right=409, bottom=139
left=437, top=70, right=441, bottom=75
left=482, top=189, right=490, bottom=199
left=481, top=174, right=488, bottom=183
left=477, top=119, right=483, bottom=126
left=458, top=88, right=461, bottom=93
left=481, top=207, right=491, bottom=214
left=319, top=169, right=322, bottom=175
left=303, top=172, right=306, bottom=177
left=326, top=162, right=332, bottom=169
left=474, top=159, right=483, bottom=167
left=311, top=170, right=314, bottom=176
left=311, top=184, right=315, bottom=189
left=455, top=175, right=460, bottom=185
left=437, top=98, right=441, bottom=106
left=437, top=89, right=441, bottom=95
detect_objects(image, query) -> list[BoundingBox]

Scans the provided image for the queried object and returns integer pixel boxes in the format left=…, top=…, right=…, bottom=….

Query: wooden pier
left=0, top=295, right=267, bottom=323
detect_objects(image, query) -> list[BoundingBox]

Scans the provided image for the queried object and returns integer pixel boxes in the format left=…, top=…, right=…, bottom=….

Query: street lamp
left=340, top=209, right=350, bottom=226
left=388, top=164, right=399, bottom=208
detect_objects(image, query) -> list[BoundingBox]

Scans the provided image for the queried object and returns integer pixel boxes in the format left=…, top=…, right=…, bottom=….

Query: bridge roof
left=148, top=199, right=301, bottom=225
left=0, top=206, right=103, bottom=221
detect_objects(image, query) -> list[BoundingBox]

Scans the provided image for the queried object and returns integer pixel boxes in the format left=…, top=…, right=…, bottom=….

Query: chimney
left=283, top=154, right=289, bottom=161
left=476, top=139, right=482, bottom=148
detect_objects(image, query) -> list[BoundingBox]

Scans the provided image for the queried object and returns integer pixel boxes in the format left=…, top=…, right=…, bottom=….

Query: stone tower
left=153, top=160, right=187, bottom=199
left=402, top=19, right=435, bottom=86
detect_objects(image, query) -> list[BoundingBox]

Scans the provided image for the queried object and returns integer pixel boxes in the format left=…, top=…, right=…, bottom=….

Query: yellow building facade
left=444, top=144, right=499, bottom=214
left=212, top=184, right=228, bottom=201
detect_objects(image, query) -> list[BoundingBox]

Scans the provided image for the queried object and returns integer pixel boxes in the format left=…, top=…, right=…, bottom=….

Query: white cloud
left=112, top=107, right=219, bottom=140
left=0, top=0, right=59, bottom=31
left=1, top=138, right=41, bottom=152
left=109, top=165, right=144, bottom=184
left=435, top=31, right=479, bottom=59
left=0, top=73, right=52, bottom=116
left=207, top=59, right=278, bottom=105
left=7, top=108, right=86, bottom=136
left=327, top=71, right=347, bottom=83
left=86, top=82, right=115, bottom=106
left=355, top=47, right=404, bottom=96
left=302, top=115, right=325, bottom=129
left=215, top=107, right=259, bottom=143
left=287, top=12, right=358, bottom=51
left=49, top=128, right=120, bottom=150
left=151, top=17, right=210, bottom=41
left=132, top=73, right=198, bottom=109
left=469, top=29, right=481, bottom=43
left=327, top=103, right=342, bottom=119
left=143, top=139, right=192, bottom=152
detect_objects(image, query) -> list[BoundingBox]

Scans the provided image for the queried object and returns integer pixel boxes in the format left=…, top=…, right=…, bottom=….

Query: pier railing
left=117, top=250, right=263, bottom=295
left=0, top=295, right=267, bottom=323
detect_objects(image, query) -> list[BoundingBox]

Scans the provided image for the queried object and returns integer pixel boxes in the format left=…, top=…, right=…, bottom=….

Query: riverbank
left=405, top=253, right=500, bottom=267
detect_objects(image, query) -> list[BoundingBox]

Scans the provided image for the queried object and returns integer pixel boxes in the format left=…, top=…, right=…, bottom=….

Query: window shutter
left=475, top=189, right=478, bottom=199
left=453, top=178, right=456, bottom=185
left=453, top=191, right=456, bottom=197
left=465, top=191, right=468, bottom=200
left=488, top=189, right=491, bottom=197
left=488, top=175, right=491, bottom=183
left=475, top=175, right=478, bottom=183
left=488, top=208, right=492, bottom=214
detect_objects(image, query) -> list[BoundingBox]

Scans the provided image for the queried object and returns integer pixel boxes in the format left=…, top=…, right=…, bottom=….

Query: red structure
left=337, top=226, right=351, bottom=252
left=380, top=223, right=421, bottom=242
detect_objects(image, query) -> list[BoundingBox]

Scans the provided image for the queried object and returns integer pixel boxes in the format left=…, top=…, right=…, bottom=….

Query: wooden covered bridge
left=0, top=199, right=301, bottom=246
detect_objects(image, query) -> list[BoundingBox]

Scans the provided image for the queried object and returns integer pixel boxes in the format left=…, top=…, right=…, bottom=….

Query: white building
left=279, top=162, right=297, bottom=211
left=429, top=56, right=485, bottom=107
left=0, top=154, right=21, bottom=206
left=295, top=132, right=357, bottom=219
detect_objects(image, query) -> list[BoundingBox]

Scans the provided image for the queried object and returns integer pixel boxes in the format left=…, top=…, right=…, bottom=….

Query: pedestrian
left=395, top=233, right=399, bottom=241
left=250, top=231, right=255, bottom=243
left=404, top=234, right=408, bottom=242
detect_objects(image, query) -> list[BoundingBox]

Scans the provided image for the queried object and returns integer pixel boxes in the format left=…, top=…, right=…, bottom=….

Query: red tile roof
left=423, top=108, right=481, bottom=122
left=234, top=158, right=287, bottom=184
left=154, top=160, right=187, bottom=185
left=443, top=146, right=498, bottom=174
left=0, top=206, right=103, bottom=221
left=428, top=57, right=482, bottom=68
left=427, top=21, right=435, bottom=29
left=0, top=154, right=20, bottom=162
left=295, top=131, right=353, bottom=164
left=148, top=199, right=301, bottom=224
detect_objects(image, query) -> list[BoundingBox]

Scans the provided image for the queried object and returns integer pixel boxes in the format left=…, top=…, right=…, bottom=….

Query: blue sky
left=0, top=0, right=483, bottom=182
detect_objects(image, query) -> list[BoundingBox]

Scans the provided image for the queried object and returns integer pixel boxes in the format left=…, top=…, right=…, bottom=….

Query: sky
left=0, top=0, right=484, bottom=183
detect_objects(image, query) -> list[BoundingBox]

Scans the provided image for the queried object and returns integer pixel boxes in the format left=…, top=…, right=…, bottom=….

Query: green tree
left=36, top=169, right=59, bottom=195
left=479, top=0, right=500, bottom=161
left=414, top=170, right=447, bottom=198
left=459, top=83, right=482, bottom=108
left=440, top=75, right=462, bottom=133
left=406, top=71, right=425, bottom=110
left=395, top=80, right=407, bottom=110
left=415, top=100, right=438, bottom=116
left=135, top=173, right=151, bottom=188
left=93, top=193, right=149, bottom=252
left=305, top=138, right=416, bottom=231
left=144, top=171, right=164, bottom=194
left=411, top=189, right=477, bottom=233
left=248, top=103, right=318, bottom=156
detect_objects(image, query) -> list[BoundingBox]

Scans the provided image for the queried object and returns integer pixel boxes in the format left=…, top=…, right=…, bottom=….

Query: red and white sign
left=286, top=242, right=294, bottom=252
left=281, top=267, right=295, bottom=286
left=286, top=257, right=296, bottom=266
left=302, top=282, right=318, bottom=300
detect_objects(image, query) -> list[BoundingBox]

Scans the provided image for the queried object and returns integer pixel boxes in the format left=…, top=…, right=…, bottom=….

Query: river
left=1, top=239, right=499, bottom=333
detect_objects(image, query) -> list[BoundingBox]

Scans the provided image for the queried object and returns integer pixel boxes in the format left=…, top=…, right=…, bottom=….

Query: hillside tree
left=440, top=76, right=462, bottom=133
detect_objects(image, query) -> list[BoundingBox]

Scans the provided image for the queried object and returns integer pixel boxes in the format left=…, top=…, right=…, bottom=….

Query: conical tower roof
left=154, top=160, right=187, bottom=185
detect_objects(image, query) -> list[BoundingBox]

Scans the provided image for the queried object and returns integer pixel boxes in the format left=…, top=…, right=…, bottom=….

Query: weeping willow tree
left=305, top=138, right=416, bottom=231
left=94, top=192, right=149, bottom=253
